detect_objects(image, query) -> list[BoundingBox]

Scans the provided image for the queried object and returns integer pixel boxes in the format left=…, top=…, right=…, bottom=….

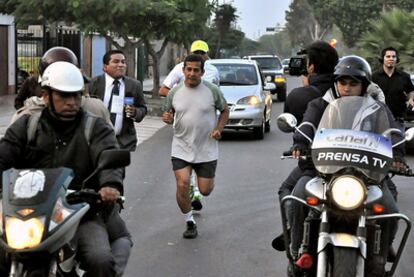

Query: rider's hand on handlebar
left=99, top=186, right=121, bottom=203
left=291, top=144, right=306, bottom=159
left=391, top=156, right=409, bottom=173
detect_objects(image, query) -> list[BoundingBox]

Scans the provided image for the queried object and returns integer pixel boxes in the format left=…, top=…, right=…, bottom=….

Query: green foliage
left=285, top=0, right=314, bottom=47
left=258, top=31, right=292, bottom=58
left=305, top=0, right=414, bottom=48
left=356, top=9, right=414, bottom=72
left=211, top=3, right=239, bottom=57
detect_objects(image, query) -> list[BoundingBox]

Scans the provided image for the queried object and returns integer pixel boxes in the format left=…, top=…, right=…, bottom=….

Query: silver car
left=209, top=59, right=275, bottom=139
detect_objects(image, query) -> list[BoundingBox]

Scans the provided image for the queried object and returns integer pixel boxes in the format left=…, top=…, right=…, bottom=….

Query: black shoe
left=272, top=232, right=286, bottom=251
left=191, top=199, right=203, bottom=211
left=183, top=221, right=198, bottom=239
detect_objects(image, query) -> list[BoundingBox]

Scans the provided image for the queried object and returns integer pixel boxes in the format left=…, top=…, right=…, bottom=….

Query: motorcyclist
left=289, top=55, right=405, bottom=275
left=0, top=61, right=131, bottom=276
left=12, top=46, right=112, bottom=126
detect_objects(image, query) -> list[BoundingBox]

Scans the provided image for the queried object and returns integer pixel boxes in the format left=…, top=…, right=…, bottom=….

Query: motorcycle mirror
left=82, top=149, right=131, bottom=189
left=97, top=149, right=131, bottom=171
left=277, top=113, right=297, bottom=133
left=405, top=127, right=414, bottom=142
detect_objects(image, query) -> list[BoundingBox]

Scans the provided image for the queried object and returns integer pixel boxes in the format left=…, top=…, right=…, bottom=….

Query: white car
left=209, top=59, right=275, bottom=139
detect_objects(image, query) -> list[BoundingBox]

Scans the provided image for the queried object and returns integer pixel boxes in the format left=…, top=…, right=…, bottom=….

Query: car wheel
left=253, top=119, right=265, bottom=140
left=265, top=118, right=271, bottom=133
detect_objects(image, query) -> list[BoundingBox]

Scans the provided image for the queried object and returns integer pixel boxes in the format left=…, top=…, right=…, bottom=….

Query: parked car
left=209, top=59, right=275, bottom=139
left=282, top=58, right=290, bottom=74
left=243, top=55, right=287, bottom=101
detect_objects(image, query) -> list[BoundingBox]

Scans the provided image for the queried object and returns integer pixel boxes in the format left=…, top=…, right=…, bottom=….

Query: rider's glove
left=391, top=156, right=409, bottom=173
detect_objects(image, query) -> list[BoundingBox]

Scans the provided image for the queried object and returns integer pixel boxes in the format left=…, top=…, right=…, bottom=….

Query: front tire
left=253, top=120, right=265, bottom=140
left=332, top=247, right=358, bottom=277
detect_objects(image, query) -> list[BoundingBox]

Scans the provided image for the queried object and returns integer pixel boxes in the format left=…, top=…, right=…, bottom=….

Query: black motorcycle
left=0, top=149, right=130, bottom=276
left=276, top=96, right=414, bottom=277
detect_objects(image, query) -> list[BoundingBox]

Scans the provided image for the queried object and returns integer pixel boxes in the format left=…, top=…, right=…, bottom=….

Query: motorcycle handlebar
left=66, top=189, right=125, bottom=205
left=389, top=168, right=414, bottom=177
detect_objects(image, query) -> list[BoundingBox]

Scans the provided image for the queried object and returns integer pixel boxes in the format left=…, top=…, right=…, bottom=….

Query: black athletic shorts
left=171, top=157, right=217, bottom=178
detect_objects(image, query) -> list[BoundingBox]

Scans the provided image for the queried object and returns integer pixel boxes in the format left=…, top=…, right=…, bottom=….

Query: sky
left=222, top=0, right=291, bottom=40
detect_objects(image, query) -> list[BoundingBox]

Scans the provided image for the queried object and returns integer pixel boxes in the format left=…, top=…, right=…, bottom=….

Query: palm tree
left=356, top=9, right=414, bottom=72
left=214, top=4, right=238, bottom=58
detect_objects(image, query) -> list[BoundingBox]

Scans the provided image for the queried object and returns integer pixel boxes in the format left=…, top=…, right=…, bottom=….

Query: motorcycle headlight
left=49, top=197, right=75, bottom=231
left=331, top=175, right=365, bottom=210
left=237, top=95, right=260, bottom=105
left=5, top=216, right=45, bottom=249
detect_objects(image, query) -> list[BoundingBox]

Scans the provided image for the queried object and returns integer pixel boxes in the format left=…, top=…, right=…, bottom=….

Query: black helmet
left=39, top=47, right=79, bottom=75
left=334, top=55, right=371, bottom=84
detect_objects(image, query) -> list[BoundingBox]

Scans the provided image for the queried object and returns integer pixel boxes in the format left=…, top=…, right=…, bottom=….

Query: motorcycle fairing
left=312, top=129, right=393, bottom=182
left=1, top=167, right=89, bottom=253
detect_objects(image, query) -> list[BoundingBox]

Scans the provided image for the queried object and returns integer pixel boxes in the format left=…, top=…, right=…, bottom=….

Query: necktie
left=109, top=79, right=120, bottom=126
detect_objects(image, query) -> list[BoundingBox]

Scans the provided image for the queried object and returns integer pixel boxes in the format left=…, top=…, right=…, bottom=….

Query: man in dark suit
left=89, top=50, right=147, bottom=151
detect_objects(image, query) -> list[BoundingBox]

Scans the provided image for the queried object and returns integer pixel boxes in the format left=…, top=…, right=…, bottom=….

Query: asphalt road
left=121, top=76, right=414, bottom=277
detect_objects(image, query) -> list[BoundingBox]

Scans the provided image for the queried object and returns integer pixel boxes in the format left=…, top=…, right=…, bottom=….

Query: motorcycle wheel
left=331, top=247, right=358, bottom=277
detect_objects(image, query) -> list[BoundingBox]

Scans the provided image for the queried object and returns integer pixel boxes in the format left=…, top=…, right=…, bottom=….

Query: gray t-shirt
left=164, top=80, right=227, bottom=163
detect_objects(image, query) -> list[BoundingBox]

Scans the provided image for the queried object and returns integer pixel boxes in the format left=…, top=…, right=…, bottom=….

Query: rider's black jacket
left=0, top=108, right=124, bottom=193
left=284, top=74, right=334, bottom=124
left=293, top=89, right=405, bottom=171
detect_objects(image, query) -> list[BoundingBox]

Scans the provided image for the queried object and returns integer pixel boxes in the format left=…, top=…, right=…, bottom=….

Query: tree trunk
left=145, top=39, right=169, bottom=98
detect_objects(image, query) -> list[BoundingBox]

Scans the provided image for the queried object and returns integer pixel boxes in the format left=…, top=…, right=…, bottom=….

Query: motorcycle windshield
left=311, top=96, right=393, bottom=182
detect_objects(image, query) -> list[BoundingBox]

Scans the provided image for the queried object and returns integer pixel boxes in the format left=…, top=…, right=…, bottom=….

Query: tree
left=212, top=3, right=238, bottom=58
left=285, top=0, right=326, bottom=48
left=356, top=9, right=414, bottom=72
left=2, top=0, right=213, bottom=96
left=307, top=0, right=414, bottom=48
left=258, top=30, right=292, bottom=58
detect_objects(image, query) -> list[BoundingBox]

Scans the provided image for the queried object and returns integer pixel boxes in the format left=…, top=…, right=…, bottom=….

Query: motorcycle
left=276, top=96, right=414, bottom=277
left=0, top=149, right=130, bottom=276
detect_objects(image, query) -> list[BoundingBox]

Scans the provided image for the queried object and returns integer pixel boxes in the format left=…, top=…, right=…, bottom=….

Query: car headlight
left=237, top=96, right=260, bottom=105
left=49, top=197, right=75, bottom=231
left=266, top=76, right=272, bottom=82
left=274, top=75, right=286, bottom=83
left=331, top=175, right=365, bottom=210
left=5, top=216, right=45, bottom=249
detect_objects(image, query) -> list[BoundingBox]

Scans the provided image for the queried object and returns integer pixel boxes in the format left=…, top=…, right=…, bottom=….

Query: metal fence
left=16, top=25, right=81, bottom=89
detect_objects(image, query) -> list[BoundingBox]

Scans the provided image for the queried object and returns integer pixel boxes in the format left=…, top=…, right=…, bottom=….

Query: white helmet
left=41, top=61, right=84, bottom=93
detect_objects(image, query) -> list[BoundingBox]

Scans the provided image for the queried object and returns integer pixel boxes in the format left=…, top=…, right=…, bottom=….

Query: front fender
left=318, top=232, right=366, bottom=259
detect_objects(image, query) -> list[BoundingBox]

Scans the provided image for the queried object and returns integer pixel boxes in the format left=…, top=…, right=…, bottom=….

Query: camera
left=288, top=56, right=308, bottom=76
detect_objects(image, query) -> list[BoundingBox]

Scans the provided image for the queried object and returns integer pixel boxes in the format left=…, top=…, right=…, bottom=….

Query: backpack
left=27, top=112, right=97, bottom=145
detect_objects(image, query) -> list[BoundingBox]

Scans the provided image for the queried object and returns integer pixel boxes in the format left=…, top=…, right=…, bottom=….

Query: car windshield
left=212, top=64, right=258, bottom=86
left=312, top=96, right=393, bottom=181
left=282, top=59, right=289, bottom=66
left=251, top=57, right=282, bottom=70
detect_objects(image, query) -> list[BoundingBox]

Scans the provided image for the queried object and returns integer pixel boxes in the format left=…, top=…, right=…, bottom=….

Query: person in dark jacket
left=277, top=41, right=339, bottom=205
left=14, top=75, right=42, bottom=110
left=284, top=41, right=339, bottom=124
left=289, top=56, right=405, bottom=275
left=89, top=50, right=147, bottom=151
left=372, top=47, right=414, bottom=125
left=0, top=61, right=131, bottom=277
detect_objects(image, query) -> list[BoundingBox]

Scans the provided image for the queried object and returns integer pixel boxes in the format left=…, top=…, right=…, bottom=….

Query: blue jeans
left=77, top=205, right=132, bottom=277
